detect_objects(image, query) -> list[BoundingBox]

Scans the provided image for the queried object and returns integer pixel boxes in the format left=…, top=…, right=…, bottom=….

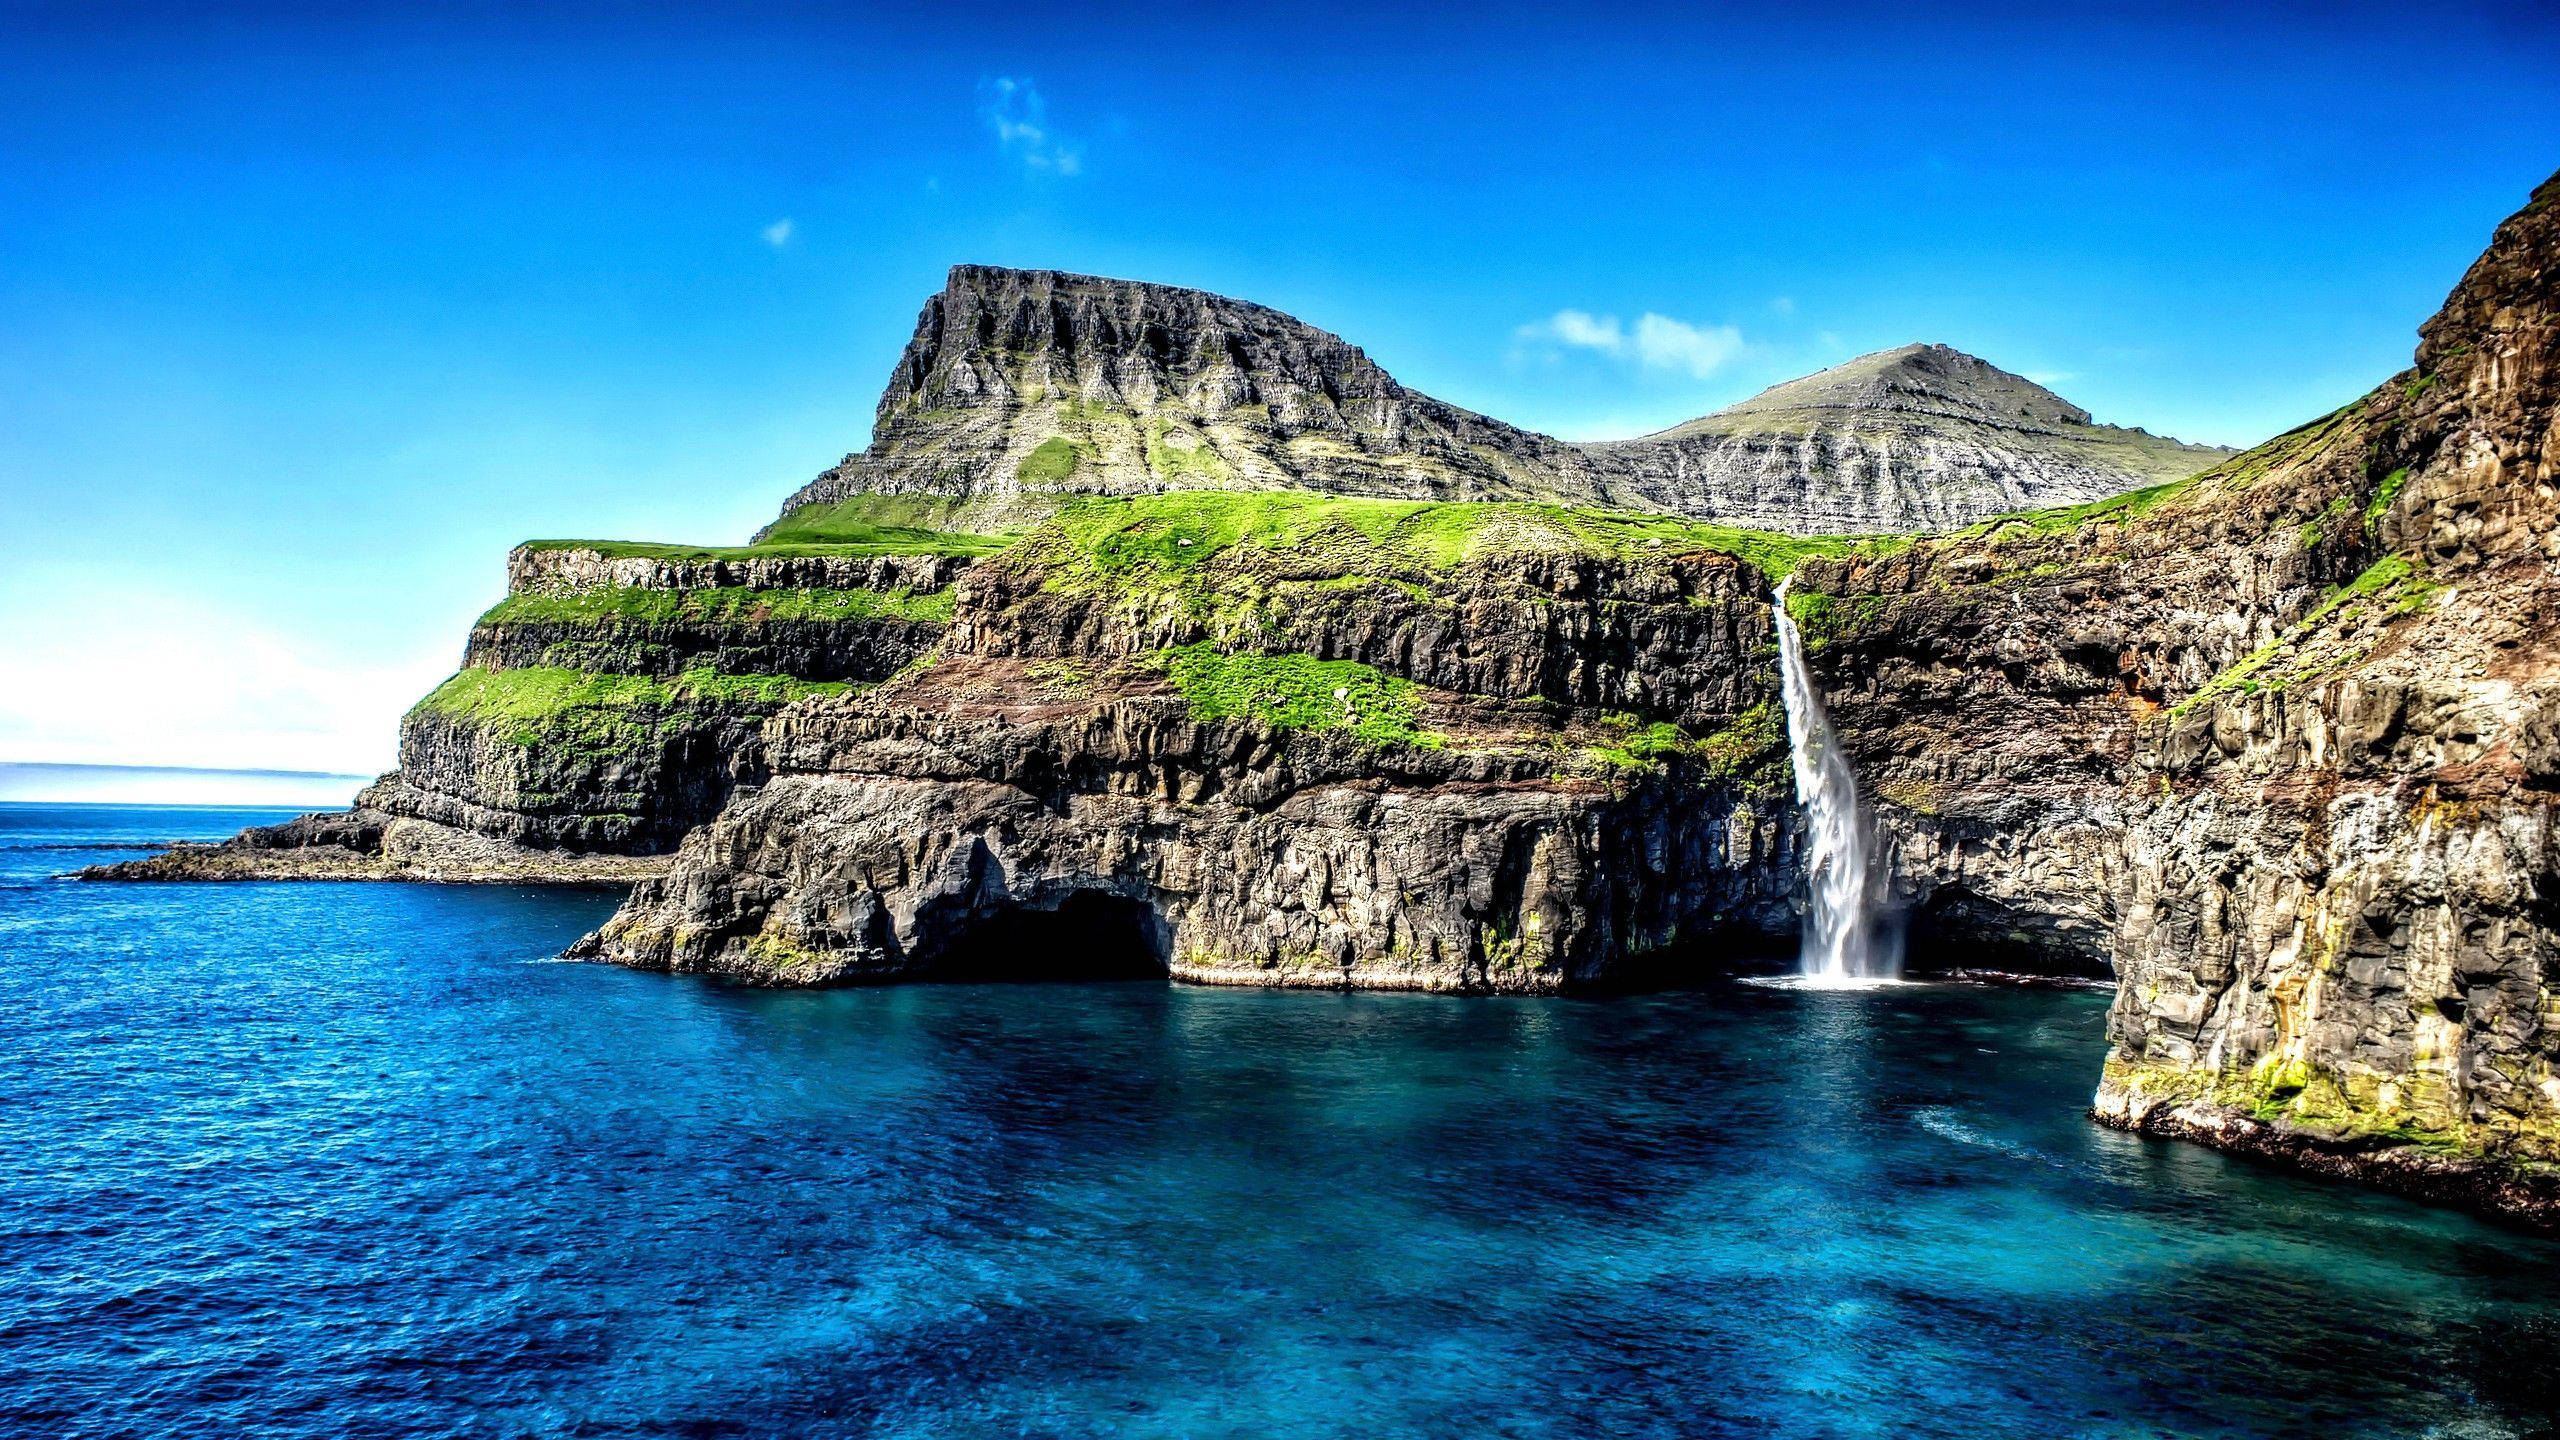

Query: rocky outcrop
left=773, top=267, right=2225, bottom=536
left=1778, top=171, right=2560, bottom=1219
left=573, top=512, right=1805, bottom=991
left=81, top=804, right=666, bottom=883
left=507, top=544, right=970, bottom=596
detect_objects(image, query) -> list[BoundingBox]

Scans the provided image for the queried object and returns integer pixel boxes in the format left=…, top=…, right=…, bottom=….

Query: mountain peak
left=1678, top=343, right=2095, bottom=435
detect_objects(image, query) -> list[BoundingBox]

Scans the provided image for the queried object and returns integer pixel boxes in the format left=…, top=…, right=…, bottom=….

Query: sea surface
left=4, top=802, right=2557, bottom=1440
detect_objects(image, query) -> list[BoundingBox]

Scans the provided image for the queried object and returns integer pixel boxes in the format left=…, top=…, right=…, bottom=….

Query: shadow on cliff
left=928, top=891, right=1171, bottom=984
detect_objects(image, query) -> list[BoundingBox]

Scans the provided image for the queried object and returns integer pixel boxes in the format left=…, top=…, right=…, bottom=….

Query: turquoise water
left=4, top=802, right=2558, bottom=1439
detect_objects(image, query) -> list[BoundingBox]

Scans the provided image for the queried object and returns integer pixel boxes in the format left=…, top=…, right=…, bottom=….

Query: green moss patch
left=1157, top=643, right=1437, bottom=749
left=1016, top=436, right=1086, bottom=487
left=2363, top=467, right=2411, bottom=530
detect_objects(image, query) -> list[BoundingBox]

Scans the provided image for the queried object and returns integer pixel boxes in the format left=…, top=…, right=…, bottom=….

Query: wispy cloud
left=1517, top=309, right=1745, bottom=380
left=761, top=218, right=793, bottom=248
left=979, top=77, right=1082, bottom=176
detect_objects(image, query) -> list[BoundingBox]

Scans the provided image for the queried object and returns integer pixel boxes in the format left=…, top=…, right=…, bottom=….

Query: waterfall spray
left=1771, top=578, right=1902, bottom=985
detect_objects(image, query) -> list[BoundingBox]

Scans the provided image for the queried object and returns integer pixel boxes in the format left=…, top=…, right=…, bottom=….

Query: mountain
left=771, top=267, right=2228, bottom=537
left=1593, top=343, right=2231, bottom=531
left=772, top=265, right=1609, bottom=532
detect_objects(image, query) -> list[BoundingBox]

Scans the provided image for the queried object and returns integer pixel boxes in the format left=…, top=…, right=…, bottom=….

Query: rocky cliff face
left=576, top=499, right=1809, bottom=990
left=1779, top=172, right=2560, bottom=1220
left=774, top=267, right=2225, bottom=536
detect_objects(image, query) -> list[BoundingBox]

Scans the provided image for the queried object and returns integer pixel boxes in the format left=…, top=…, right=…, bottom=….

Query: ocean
left=3, top=802, right=2554, bottom=1438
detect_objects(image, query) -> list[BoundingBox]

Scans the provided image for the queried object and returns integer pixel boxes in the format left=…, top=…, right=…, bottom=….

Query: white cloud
left=980, top=77, right=1083, bottom=175
left=1631, top=314, right=1745, bottom=379
left=1770, top=296, right=1796, bottom=317
left=762, top=218, right=794, bottom=248
left=1518, top=308, right=1745, bottom=380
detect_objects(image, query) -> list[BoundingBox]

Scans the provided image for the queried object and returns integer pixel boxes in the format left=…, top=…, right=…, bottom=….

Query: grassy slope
left=1026, top=490, right=1891, bottom=586
left=413, top=666, right=850, bottom=748
left=1158, top=643, right=1435, bottom=749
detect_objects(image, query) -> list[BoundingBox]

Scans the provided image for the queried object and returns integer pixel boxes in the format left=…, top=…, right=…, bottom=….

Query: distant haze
left=0, top=764, right=369, bottom=808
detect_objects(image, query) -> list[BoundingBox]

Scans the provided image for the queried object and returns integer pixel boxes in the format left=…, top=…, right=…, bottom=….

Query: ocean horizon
left=0, top=762, right=373, bottom=809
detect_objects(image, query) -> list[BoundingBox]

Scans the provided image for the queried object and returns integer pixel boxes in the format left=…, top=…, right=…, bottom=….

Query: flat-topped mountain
left=774, top=267, right=2230, bottom=536
left=773, top=265, right=1607, bottom=531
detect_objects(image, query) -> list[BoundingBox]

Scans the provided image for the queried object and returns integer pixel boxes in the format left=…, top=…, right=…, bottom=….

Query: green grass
left=1781, top=588, right=1888, bottom=648
left=479, top=586, right=955, bottom=628
left=2363, top=467, right=2411, bottom=530
left=414, top=665, right=849, bottom=750
left=1016, top=436, right=1085, bottom=487
left=1145, top=417, right=1233, bottom=485
left=1584, top=702, right=1786, bottom=786
left=1157, top=643, right=1437, bottom=749
left=1034, top=490, right=1878, bottom=585
left=1693, top=702, right=1785, bottom=785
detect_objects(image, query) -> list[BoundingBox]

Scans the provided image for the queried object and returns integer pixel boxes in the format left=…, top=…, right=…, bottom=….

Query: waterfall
left=1771, top=578, right=1902, bottom=986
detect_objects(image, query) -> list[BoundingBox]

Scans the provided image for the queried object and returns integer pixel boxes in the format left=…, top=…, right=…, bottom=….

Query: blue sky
left=5, top=1, right=2558, bottom=776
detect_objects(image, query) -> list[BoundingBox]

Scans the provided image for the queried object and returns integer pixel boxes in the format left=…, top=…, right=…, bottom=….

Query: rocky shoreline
left=79, top=809, right=665, bottom=885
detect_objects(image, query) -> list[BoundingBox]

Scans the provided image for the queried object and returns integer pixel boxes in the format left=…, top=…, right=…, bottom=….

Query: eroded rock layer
left=774, top=267, right=2226, bottom=536
left=1784, top=172, right=2560, bottom=1220
left=576, top=502, right=1808, bottom=991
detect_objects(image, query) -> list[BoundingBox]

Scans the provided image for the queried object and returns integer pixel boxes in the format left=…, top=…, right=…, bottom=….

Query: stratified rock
left=773, top=266, right=2226, bottom=536
left=1790, top=170, right=2560, bottom=1220
left=1593, top=343, right=2230, bottom=532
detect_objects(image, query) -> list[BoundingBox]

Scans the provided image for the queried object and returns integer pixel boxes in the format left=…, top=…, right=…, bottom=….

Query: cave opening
left=932, top=890, right=1170, bottom=983
left=1901, top=889, right=2113, bottom=982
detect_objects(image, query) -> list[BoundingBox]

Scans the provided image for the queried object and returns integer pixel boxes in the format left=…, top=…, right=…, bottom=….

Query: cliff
left=572, top=498, right=1811, bottom=988
left=88, top=534, right=983, bottom=881
left=1786, top=171, right=2560, bottom=1221
left=773, top=266, right=2225, bottom=536
left=86, top=168, right=2560, bottom=1228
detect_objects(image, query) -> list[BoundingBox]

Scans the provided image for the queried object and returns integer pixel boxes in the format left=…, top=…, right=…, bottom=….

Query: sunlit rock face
left=1787, top=170, right=2560, bottom=1223
left=774, top=266, right=2226, bottom=536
